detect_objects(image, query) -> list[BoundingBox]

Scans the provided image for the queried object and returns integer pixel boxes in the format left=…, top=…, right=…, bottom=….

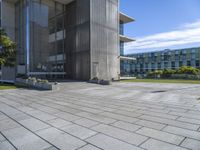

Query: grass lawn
left=0, top=83, right=18, bottom=90
left=121, top=79, right=200, bottom=84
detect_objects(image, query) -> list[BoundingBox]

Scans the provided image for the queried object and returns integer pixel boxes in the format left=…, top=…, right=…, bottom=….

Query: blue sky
left=120, top=0, right=200, bottom=54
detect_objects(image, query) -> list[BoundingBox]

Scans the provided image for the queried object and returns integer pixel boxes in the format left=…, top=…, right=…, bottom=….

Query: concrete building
left=0, top=0, right=134, bottom=81
left=126, top=47, right=200, bottom=76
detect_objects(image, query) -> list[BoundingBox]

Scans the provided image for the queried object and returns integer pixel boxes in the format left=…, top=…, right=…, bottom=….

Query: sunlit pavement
left=1, top=82, right=200, bottom=150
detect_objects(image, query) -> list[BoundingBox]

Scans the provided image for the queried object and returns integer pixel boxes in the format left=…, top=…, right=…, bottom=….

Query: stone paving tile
left=141, top=139, right=187, bottom=150
left=61, top=124, right=97, bottom=140
left=44, top=100, right=102, bottom=114
left=1, top=82, right=200, bottom=150
left=163, top=126, right=200, bottom=140
left=77, top=144, right=101, bottom=150
left=187, top=110, right=200, bottom=115
left=134, top=119, right=166, bottom=130
left=169, top=111, right=200, bottom=120
left=112, top=121, right=141, bottom=132
left=86, top=133, right=144, bottom=150
left=38, top=102, right=82, bottom=114
left=0, top=114, right=8, bottom=121
left=92, top=124, right=148, bottom=146
left=10, top=113, right=31, bottom=121
left=46, top=118, right=72, bottom=128
left=177, top=117, right=200, bottom=125
left=0, top=133, right=5, bottom=142
left=139, top=115, right=199, bottom=130
left=99, top=112, right=139, bottom=123
left=181, top=138, right=200, bottom=150
left=73, top=118, right=100, bottom=128
left=165, top=107, right=188, bottom=113
left=54, top=112, right=80, bottom=122
left=36, top=127, right=86, bottom=150
left=113, top=110, right=142, bottom=118
left=27, top=110, right=57, bottom=121
left=17, top=106, right=35, bottom=112
left=19, top=118, right=50, bottom=132
left=28, top=103, right=61, bottom=115
left=44, top=146, right=59, bottom=150
left=136, top=110, right=178, bottom=120
left=76, top=112, right=116, bottom=124
left=0, top=105, right=22, bottom=117
left=2, top=127, right=51, bottom=150
left=136, top=127, right=184, bottom=145
left=0, top=140, right=16, bottom=150
left=0, top=119, right=21, bottom=131
left=145, top=108, right=170, bottom=114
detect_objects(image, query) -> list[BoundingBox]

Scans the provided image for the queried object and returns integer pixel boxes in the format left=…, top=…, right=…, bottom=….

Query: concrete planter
left=15, top=78, right=59, bottom=91
left=15, top=78, right=28, bottom=85
left=99, top=80, right=111, bottom=85
left=27, top=80, right=36, bottom=86
left=89, top=79, right=111, bottom=85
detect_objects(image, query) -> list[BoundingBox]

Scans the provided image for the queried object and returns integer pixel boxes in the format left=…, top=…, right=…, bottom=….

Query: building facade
left=119, top=13, right=135, bottom=76
left=126, top=47, right=200, bottom=76
left=1, top=0, right=133, bottom=81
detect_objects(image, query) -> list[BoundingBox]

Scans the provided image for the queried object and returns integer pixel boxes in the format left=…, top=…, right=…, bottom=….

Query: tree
left=0, top=29, right=16, bottom=67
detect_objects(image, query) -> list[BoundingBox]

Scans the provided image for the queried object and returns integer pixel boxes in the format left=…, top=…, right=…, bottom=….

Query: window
left=56, top=15, right=63, bottom=32
left=157, top=62, right=161, bottom=69
left=171, top=62, right=175, bottom=69
left=16, top=0, right=66, bottom=76
left=179, top=61, right=183, bottom=67
left=119, top=22, right=124, bottom=35
left=196, top=60, right=200, bottom=67
left=120, top=42, right=124, bottom=56
left=187, top=61, right=191, bottom=66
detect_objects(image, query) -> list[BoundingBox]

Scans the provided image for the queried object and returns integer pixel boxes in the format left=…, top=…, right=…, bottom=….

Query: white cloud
left=125, top=20, right=200, bottom=54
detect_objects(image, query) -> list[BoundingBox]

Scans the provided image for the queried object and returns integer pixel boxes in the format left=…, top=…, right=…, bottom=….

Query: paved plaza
left=1, top=82, right=200, bottom=150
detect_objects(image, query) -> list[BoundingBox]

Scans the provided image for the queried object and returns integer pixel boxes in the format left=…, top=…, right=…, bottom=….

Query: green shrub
left=170, top=74, right=200, bottom=80
left=28, top=77, right=37, bottom=82
left=37, top=79, right=49, bottom=83
left=146, top=66, right=200, bottom=80
left=176, top=66, right=200, bottom=75
left=162, top=69, right=176, bottom=78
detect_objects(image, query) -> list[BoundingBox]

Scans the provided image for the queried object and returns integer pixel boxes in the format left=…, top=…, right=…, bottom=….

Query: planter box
left=27, top=80, right=36, bottom=86
left=15, top=78, right=28, bottom=86
left=88, top=79, right=111, bottom=85
left=15, top=78, right=59, bottom=91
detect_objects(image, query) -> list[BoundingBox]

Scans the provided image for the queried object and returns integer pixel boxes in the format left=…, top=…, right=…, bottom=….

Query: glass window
left=120, top=42, right=124, bottom=56
left=56, top=15, right=63, bottom=32
left=57, top=40, right=64, bottom=54
left=179, top=61, right=183, bottom=67
left=196, top=60, right=200, bottom=67
left=49, top=19, right=55, bottom=34
left=187, top=61, right=191, bottom=66
left=16, top=0, right=66, bottom=78
left=119, top=22, right=124, bottom=35
left=171, top=62, right=175, bottom=69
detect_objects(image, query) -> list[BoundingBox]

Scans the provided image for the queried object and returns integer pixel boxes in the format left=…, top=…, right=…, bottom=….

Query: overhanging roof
left=120, top=13, right=135, bottom=24
left=120, top=56, right=136, bottom=61
left=120, top=35, right=135, bottom=43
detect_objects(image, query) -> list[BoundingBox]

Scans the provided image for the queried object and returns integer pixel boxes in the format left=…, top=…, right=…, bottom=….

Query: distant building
left=126, top=47, right=200, bottom=76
